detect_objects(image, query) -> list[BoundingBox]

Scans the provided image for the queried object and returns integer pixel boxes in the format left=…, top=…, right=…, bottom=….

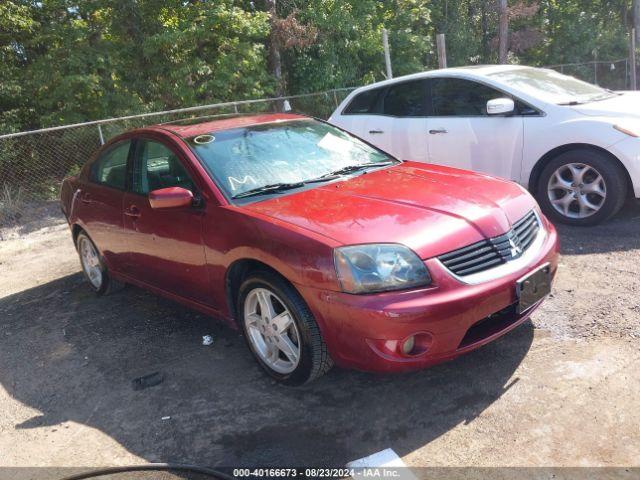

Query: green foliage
left=0, top=0, right=637, bottom=134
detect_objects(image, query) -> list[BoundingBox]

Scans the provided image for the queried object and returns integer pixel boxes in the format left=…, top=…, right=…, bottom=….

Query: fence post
left=436, top=34, right=447, bottom=69
left=382, top=29, right=393, bottom=79
left=97, top=125, right=105, bottom=145
left=594, top=61, right=598, bottom=85
left=631, top=29, right=638, bottom=90
left=333, top=90, right=339, bottom=108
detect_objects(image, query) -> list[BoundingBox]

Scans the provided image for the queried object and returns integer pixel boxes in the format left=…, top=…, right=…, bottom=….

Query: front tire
left=76, top=231, right=124, bottom=295
left=237, top=271, right=333, bottom=385
left=536, top=149, right=627, bottom=226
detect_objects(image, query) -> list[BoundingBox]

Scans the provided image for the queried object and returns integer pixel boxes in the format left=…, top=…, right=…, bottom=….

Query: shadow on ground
left=555, top=200, right=640, bottom=255
left=0, top=273, right=533, bottom=467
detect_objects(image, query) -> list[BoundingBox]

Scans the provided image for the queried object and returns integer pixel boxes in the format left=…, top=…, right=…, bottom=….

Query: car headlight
left=613, top=123, right=640, bottom=138
left=334, top=244, right=431, bottom=294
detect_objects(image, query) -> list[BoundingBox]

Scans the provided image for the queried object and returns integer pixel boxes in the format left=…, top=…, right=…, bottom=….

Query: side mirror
left=487, top=97, right=515, bottom=115
left=149, top=187, right=193, bottom=209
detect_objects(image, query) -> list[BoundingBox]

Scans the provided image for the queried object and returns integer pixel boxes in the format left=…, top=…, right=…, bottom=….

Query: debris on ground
left=132, top=371, right=165, bottom=391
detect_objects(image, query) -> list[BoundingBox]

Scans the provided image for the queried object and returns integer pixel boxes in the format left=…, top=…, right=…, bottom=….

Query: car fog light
left=401, top=336, right=416, bottom=355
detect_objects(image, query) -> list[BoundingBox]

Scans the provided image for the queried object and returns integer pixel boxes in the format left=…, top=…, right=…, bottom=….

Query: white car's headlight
left=334, top=244, right=431, bottom=294
left=613, top=123, right=640, bottom=138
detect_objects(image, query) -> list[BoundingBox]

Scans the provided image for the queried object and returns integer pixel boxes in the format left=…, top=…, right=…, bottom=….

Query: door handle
left=368, top=129, right=384, bottom=134
left=429, top=128, right=448, bottom=134
left=124, top=206, right=141, bottom=218
left=80, top=192, right=92, bottom=204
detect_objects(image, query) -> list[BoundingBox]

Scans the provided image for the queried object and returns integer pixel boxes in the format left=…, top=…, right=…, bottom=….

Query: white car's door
left=331, top=80, right=429, bottom=162
left=425, top=77, right=524, bottom=181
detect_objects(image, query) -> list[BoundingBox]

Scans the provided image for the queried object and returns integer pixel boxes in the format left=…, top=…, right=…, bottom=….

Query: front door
left=425, top=77, right=524, bottom=181
left=122, top=137, right=211, bottom=305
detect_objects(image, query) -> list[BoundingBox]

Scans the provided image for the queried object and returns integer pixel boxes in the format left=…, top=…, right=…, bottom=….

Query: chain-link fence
left=0, top=88, right=355, bottom=232
left=1, top=59, right=637, bottom=234
left=544, top=58, right=635, bottom=90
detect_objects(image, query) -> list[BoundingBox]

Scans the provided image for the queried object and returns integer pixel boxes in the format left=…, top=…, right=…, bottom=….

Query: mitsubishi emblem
left=509, top=238, right=522, bottom=258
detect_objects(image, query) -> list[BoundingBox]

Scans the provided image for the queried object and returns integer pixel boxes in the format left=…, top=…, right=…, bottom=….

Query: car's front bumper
left=609, top=136, right=640, bottom=197
left=298, top=220, right=559, bottom=373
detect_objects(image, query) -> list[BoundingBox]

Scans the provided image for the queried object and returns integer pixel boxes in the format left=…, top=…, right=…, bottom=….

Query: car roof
left=349, top=64, right=535, bottom=92
left=150, top=113, right=309, bottom=138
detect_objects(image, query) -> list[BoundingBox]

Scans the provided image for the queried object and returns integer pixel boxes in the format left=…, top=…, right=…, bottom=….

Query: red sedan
left=61, top=113, right=559, bottom=385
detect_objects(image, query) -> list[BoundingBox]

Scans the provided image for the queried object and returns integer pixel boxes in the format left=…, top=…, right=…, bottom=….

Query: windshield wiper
left=232, top=161, right=397, bottom=199
left=232, top=182, right=305, bottom=199
left=315, top=161, right=397, bottom=180
left=557, top=100, right=583, bottom=106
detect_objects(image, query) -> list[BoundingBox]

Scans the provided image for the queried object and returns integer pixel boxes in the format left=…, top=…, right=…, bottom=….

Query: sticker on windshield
left=228, top=175, right=257, bottom=191
left=317, top=132, right=354, bottom=154
left=194, top=134, right=215, bottom=145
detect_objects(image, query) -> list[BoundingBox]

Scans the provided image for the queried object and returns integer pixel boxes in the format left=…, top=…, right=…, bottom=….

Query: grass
left=0, top=183, right=25, bottom=226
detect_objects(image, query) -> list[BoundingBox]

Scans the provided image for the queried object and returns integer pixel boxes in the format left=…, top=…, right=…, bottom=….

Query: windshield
left=186, top=119, right=395, bottom=199
left=489, top=68, right=617, bottom=105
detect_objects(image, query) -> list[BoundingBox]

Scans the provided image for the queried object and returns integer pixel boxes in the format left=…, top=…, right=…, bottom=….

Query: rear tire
left=237, top=271, right=333, bottom=385
left=76, top=231, right=125, bottom=296
left=536, top=149, right=627, bottom=226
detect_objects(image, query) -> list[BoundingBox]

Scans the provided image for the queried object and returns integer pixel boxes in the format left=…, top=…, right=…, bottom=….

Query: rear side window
left=382, top=80, right=428, bottom=116
left=91, top=140, right=131, bottom=190
left=343, top=88, right=383, bottom=114
left=132, top=140, right=195, bottom=194
left=430, top=78, right=504, bottom=116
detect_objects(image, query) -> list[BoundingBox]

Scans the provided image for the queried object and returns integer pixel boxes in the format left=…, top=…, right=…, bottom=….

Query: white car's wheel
left=537, top=149, right=627, bottom=226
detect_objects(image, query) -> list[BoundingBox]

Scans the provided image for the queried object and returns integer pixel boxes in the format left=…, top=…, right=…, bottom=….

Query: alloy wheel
left=79, top=236, right=103, bottom=289
left=547, top=162, right=607, bottom=219
left=243, top=288, right=301, bottom=374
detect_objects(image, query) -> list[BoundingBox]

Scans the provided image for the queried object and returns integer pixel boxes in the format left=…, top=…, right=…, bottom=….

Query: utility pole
left=436, top=34, right=447, bottom=69
left=632, top=28, right=638, bottom=90
left=498, top=0, right=509, bottom=64
left=266, top=0, right=284, bottom=100
left=634, top=0, right=640, bottom=45
left=382, top=29, right=393, bottom=79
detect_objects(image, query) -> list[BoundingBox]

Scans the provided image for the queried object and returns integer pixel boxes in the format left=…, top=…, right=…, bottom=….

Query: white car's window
left=186, top=119, right=395, bottom=199
left=343, top=88, right=383, bottom=114
left=489, top=68, right=617, bottom=105
left=430, top=78, right=505, bottom=117
left=382, top=80, right=428, bottom=116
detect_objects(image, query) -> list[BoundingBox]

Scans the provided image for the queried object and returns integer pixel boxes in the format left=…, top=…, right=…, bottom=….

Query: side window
left=91, top=140, right=131, bottom=190
left=430, top=78, right=506, bottom=117
left=382, top=80, right=428, bottom=117
left=343, top=88, right=383, bottom=114
left=132, top=140, right=195, bottom=195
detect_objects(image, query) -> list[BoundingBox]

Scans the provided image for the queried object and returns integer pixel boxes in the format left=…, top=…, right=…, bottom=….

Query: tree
left=498, top=0, right=509, bottom=63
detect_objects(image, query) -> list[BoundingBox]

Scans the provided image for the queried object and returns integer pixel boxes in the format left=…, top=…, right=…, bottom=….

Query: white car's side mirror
left=487, top=97, right=515, bottom=115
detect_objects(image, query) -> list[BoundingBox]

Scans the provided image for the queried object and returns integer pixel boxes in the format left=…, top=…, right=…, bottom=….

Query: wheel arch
left=71, top=224, right=84, bottom=247
left=225, top=258, right=294, bottom=323
left=528, top=143, right=633, bottom=197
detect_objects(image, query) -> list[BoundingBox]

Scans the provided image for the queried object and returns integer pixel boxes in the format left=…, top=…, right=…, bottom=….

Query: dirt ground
left=1, top=202, right=639, bottom=477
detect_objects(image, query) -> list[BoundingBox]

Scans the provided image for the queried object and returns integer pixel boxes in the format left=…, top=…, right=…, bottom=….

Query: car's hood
left=571, top=91, right=640, bottom=118
left=242, top=162, right=538, bottom=259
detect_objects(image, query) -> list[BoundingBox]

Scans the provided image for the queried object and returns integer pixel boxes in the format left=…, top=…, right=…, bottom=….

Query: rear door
left=76, top=140, right=132, bottom=272
left=331, top=81, right=429, bottom=162
left=122, top=136, right=211, bottom=305
left=375, top=79, right=429, bottom=162
left=425, top=77, right=524, bottom=180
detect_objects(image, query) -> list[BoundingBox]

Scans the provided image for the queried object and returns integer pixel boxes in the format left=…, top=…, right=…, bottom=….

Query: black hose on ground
left=58, top=463, right=235, bottom=480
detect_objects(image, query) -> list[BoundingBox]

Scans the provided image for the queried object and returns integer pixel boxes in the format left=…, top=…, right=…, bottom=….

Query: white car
left=329, top=65, right=640, bottom=225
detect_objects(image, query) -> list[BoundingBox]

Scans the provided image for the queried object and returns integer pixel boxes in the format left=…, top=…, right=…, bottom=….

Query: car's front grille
left=438, top=211, right=540, bottom=277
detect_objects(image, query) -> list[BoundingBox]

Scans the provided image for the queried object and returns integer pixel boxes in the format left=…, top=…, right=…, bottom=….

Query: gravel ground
left=0, top=203, right=639, bottom=477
